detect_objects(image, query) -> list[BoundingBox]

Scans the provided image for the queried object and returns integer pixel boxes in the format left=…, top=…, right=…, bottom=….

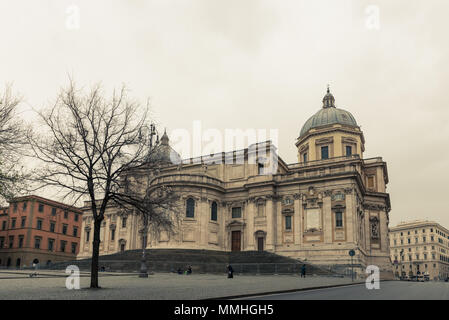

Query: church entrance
left=257, top=237, right=264, bottom=252
left=231, top=231, right=241, bottom=251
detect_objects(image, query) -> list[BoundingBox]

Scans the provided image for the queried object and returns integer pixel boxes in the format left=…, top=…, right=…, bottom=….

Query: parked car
left=400, top=275, right=410, bottom=281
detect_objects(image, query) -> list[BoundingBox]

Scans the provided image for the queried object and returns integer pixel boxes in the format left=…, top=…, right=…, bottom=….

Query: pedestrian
left=177, top=268, right=182, bottom=275
left=300, top=264, right=306, bottom=278
left=187, top=265, right=192, bottom=275
left=227, top=264, right=234, bottom=279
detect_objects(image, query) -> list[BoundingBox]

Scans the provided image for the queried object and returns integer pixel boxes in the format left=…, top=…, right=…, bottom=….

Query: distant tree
left=0, top=85, right=27, bottom=202
left=28, top=80, right=180, bottom=288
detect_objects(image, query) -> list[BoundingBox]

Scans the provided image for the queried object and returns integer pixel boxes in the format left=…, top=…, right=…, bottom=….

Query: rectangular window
left=1, top=221, right=5, bottom=230
left=0, top=237, right=4, bottom=248
left=21, top=217, right=26, bottom=228
left=71, top=243, right=77, bottom=254
left=321, top=146, right=329, bottom=160
left=111, top=229, right=115, bottom=241
left=345, top=146, right=352, bottom=156
left=13, top=203, right=17, bottom=212
left=50, top=222, right=55, bottom=233
left=285, top=215, right=292, bottom=230
left=122, top=217, right=127, bottom=228
left=74, top=213, right=79, bottom=222
left=62, top=224, right=68, bottom=235
left=37, top=219, right=43, bottom=230
left=60, top=241, right=66, bottom=252
left=86, top=230, right=90, bottom=242
left=8, top=236, right=14, bottom=248
left=232, top=207, right=242, bottom=218
left=367, top=176, right=375, bottom=189
left=303, top=152, right=307, bottom=163
left=51, top=208, right=57, bottom=216
left=64, top=211, right=68, bottom=219
left=258, top=163, right=264, bottom=175
left=18, top=236, right=24, bottom=248
left=38, top=203, right=44, bottom=212
left=34, top=237, right=41, bottom=249
left=335, top=212, right=343, bottom=228
left=48, top=239, right=54, bottom=251
left=73, top=227, right=78, bottom=237
left=23, top=202, right=27, bottom=211
left=11, top=218, right=16, bottom=229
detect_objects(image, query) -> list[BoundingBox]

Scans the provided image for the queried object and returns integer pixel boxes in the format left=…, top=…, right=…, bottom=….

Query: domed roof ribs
left=298, top=87, right=359, bottom=138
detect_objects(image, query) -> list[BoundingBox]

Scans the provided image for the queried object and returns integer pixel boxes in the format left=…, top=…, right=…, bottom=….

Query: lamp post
left=138, top=123, right=158, bottom=278
left=349, top=249, right=355, bottom=282
left=139, top=215, right=149, bottom=278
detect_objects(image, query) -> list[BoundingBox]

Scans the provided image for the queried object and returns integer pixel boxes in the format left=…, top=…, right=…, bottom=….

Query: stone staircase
left=46, top=249, right=341, bottom=276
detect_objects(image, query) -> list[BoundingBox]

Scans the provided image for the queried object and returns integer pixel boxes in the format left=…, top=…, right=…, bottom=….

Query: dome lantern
left=322, top=86, right=335, bottom=108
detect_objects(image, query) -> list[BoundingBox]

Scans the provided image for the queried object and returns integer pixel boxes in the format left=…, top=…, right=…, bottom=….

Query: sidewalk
left=0, top=269, right=137, bottom=279
left=0, top=271, right=362, bottom=300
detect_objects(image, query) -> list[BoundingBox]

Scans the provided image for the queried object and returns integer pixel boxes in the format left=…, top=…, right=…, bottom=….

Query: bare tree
left=28, top=81, right=180, bottom=288
left=0, top=85, right=27, bottom=202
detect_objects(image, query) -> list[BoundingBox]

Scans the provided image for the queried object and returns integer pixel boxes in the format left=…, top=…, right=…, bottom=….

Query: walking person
left=227, top=264, right=234, bottom=279
left=300, top=264, right=306, bottom=278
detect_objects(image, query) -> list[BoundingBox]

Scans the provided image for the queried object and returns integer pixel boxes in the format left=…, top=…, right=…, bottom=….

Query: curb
left=209, top=279, right=395, bottom=300
left=207, top=281, right=366, bottom=300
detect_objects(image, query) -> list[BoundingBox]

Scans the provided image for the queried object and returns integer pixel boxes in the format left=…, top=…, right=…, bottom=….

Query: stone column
left=345, top=192, right=354, bottom=244
left=276, top=200, right=282, bottom=246
left=247, top=200, right=255, bottom=250
left=200, top=197, right=208, bottom=247
left=294, top=194, right=301, bottom=245
left=266, top=199, right=275, bottom=251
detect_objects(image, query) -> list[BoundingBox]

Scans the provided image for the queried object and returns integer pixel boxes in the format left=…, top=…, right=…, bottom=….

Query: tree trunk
left=90, top=219, right=102, bottom=288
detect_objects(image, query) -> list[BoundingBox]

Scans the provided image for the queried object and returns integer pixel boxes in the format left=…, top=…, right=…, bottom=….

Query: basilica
left=78, top=88, right=393, bottom=277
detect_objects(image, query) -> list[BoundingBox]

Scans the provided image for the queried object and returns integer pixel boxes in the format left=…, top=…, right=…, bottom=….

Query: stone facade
left=78, top=89, right=393, bottom=277
left=389, top=220, right=449, bottom=280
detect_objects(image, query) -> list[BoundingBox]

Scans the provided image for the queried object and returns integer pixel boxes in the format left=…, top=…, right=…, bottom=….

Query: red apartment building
left=0, top=195, right=82, bottom=268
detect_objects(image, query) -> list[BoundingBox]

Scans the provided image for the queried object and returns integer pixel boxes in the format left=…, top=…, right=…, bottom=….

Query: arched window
left=186, top=198, right=195, bottom=218
left=211, top=201, right=218, bottom=221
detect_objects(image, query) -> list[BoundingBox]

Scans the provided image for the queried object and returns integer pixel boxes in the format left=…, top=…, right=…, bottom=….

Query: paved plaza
left=246, top=281, right=449, bottom=300
left=0, top=270, right=357, bottom=300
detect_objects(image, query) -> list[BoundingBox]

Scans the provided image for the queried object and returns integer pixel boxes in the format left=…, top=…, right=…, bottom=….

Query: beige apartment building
left=390, top=221, right=449, bottom=280
left=78, top=88, right=393, bottom=278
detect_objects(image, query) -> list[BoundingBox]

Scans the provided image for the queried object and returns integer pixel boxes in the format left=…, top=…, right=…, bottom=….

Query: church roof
left=299, top=88, right=358, bottom=138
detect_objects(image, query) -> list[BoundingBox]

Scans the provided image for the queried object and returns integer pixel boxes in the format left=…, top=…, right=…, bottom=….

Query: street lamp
left=138, top=123, right=158, bottom=278
left=139, top=220, right=149, bottom=278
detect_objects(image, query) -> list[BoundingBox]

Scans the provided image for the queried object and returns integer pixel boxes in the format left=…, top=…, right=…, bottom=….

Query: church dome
left=299, top=88, right=358, bottom=138
left=145, top=130, right=181, bottom=165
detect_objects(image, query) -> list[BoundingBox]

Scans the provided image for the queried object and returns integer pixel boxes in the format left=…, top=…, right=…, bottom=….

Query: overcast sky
left=1, top=0, right=448, bottom=228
